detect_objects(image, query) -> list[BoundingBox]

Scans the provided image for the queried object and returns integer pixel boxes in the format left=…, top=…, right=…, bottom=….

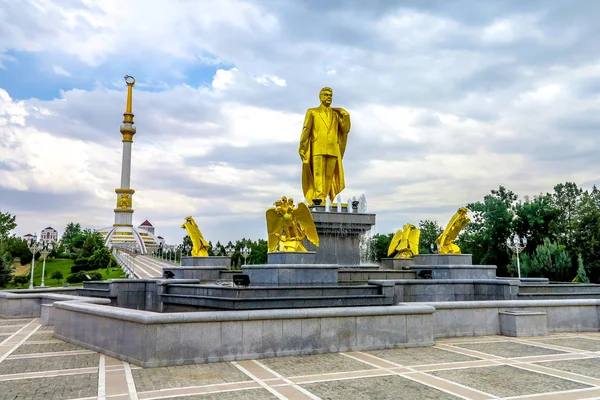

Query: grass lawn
left=8, top=258, right=127, bottom=289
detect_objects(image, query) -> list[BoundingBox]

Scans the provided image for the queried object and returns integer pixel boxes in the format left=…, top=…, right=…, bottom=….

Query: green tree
left=51, top=270, right=64, bottom=283
left=572, top=254, right=590, bottom=283
left=369, top=233, right=394, bottom=262
left=458, top=186, right=517, bottom=275
left=0, top=251, right=14, bottom=287
left=182, top=235, right=192, bottom=256
left=80, top=230, right=104, bottom=258
left=418, top=220, right=443, bottom=254
left=551, top=182, right=583, bottom=251
left=0, top=211, right=17, bottom=238
left=60, top=222, right=82, bottom=252
left=89, top=247, right=112, bottom=269
left=513, top=193, right=560, bottom=253
left=573, top=191, right=600, bottom=282
left=518, top=238, right=571, bottom=281
left=249, top=239, right=268, bottom=264
left=12, top=275, right=29, bottom=287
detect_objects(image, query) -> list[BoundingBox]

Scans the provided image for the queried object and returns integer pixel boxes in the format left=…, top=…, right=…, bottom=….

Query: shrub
left=51, top=271, right=64, bottom=282
left=12, top=275, right=29, bottom=287
left=74, top=257, right=89, bottom=266
left=66, top=271, right=103, bottom=284
left=71, top=264, right=98, bottom=273
left=572, top=254, right=590, bottom=283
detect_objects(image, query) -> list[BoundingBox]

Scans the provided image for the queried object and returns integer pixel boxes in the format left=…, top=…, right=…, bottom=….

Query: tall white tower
left=114, top=75, right=137, bottom=227
left=99, top=75, right=160, bottom=254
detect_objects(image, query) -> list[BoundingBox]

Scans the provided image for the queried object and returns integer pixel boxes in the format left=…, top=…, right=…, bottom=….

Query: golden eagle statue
left=435, top=207, right=470, bottom=254
left=266, top=196, right=319, bottom=252
left=181, top=216, right=211, bottom=257
left=387, top=223, right=420, bottom=258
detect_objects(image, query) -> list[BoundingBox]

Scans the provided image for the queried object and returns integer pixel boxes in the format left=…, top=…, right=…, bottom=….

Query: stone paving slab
left=0, top=327, right=19, bottom=335
left=431, top=365, right=590, bottom=398
left=2, top=317, right=600, bottom=400
left=0, top=353, right=99, bottom=375
left=259, top=353, right=375, bottom=377
left=27, top=332, right=55, bottom=342
left=529, top=337, right=600, bottom=352
left=132, top=363, right=250, bottom=392
left=536, top=357, right=600, bottom=379
left=453, top=341, right=567, bottom=358
left=36, top=325, right=54, bottom=332
left=0, top=373, right=98, bottom=400
left=303, top=375, right=461, bottom=400
left=364, top=346, right=480, bottom=366
left=12, top=342, right=84, bottom=355
left=166, top=389, right=279, bottom=400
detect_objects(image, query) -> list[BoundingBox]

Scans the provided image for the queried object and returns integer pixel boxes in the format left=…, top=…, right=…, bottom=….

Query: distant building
left=22, top=233, right=34, bottom=241
left=40, top=226, right=58, bottom=242
left=156, top=236, right=165, bottom=246
left=138, top=220, right=155, bottom=235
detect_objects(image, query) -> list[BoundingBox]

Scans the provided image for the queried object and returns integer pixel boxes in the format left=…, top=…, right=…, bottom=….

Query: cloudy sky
left=1, top=0, right=600, bottom=245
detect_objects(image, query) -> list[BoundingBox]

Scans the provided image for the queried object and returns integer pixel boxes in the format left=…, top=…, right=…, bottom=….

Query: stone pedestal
left=303, top=207, right=375, bottom=265
left=181, top=256, right=231, bottom=268
left=168, top=256, right=232, bottom=281
left=413, top=254, right=472, bottom=265
left=411, top=254, right=497, bottom=280
left=243, top=264, right=338, bottom=286
left=381, top=258, right=415, bottom=270
left=267, top=251, right=316, bottom=264
left=499, top=310, right=548, bottom=337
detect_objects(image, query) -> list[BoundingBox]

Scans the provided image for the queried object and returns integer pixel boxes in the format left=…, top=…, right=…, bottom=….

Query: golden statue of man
left=299, top=87, right=351, bottom=204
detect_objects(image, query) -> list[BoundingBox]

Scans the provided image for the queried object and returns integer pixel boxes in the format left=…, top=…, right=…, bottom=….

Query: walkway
left=1, top=318, right=600, bottom=399
left=130, top=255, right=174, bottom=279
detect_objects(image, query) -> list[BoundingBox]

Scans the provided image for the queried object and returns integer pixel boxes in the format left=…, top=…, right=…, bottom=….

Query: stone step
left=76, top=288, right=114, bottom=297
left=165, top=284, right=381, bottom=298
left=517, top=292, right=600, bottom=299
left=160, top=293, right=394, bottom=310
left=518, top=284, right=600, bottom=294
left=338, top=270, right=415, bottom=283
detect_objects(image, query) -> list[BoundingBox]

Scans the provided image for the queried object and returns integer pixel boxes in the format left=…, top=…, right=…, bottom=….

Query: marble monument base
left=166, top=256, right=231, bottom=281
left=381, top=258, right=415, bottom=270
left=304, top=206, right=376, bottom=265
left=410, top=254, right=496, bottom=280
left=180, top=256, right=231, bottom=268
left=242, top=264, right=338, bottom=286
left=267, top=251, right=316, bottom=264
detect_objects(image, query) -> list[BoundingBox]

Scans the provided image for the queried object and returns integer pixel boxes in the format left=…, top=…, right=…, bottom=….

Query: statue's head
left=458, top=207, right=469, bottom=215
left=319, top=87, right=333, bottom=107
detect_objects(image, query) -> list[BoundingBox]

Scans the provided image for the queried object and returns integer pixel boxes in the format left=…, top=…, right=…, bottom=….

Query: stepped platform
left=160, top=282, right=395, bottom=310
left=517, top=283, right=600, bottom=299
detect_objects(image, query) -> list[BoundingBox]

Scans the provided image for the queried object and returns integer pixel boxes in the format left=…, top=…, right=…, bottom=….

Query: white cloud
left=52, top=65, right=71, bottom=77
left=2, top=1, right=600, bottom=245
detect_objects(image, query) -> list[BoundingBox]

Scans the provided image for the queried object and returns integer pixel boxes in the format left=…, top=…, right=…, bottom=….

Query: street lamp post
left=39, top=241, right=54, bottom=288
left=225, top=245, right=234, bottom=257
left=26, top=234, right=41, bottom=290
left=507, top=234, right=528, bottom=279
left=241, top=246, right=251, bottom=265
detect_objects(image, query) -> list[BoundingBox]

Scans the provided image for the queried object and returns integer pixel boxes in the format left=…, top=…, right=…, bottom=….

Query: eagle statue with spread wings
left=181, top=216, right=211, bottom=257
left=387, top=223, right=421, bottom=259
left=266, top=196, right=319, bottom=252
left=435, top=207, right=470, bottom=254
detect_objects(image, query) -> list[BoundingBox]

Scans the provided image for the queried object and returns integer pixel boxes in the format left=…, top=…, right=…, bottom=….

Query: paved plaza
left=1, top=318, right=600, bottom=399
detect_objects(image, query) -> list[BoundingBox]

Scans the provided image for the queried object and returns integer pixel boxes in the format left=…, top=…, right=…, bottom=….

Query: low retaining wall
left=0, top=290, right=110, bottom=321
left=52, top=302, right=435, bottom=367
left=422, top=299, right=600, bottom=338
left=375, top=279, right=520, bottom=303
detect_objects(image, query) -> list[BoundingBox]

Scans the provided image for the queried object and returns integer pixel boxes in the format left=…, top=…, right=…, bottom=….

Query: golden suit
left=299, top=105, right=351, bottom=202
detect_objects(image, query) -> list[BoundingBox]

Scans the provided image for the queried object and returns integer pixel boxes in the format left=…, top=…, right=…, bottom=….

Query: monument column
left=114, top=75, right=137, bottom=227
